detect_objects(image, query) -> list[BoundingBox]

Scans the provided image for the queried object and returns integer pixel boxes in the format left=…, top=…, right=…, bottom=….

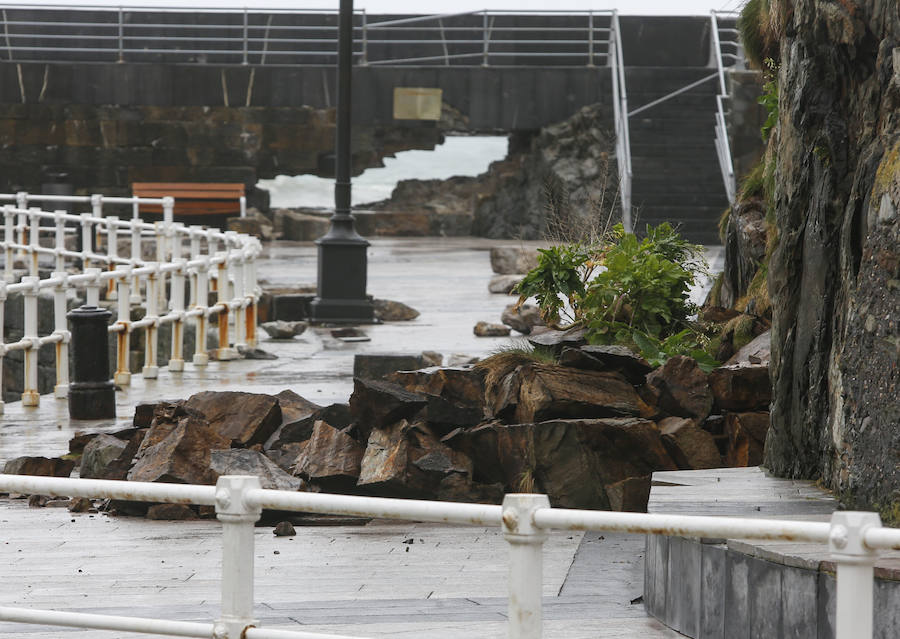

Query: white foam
left=257, top=135, right=509, bottom=209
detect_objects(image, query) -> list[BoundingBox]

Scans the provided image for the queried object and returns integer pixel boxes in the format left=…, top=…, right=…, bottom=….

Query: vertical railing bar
left=113, top=264, right=132, bottom=386
left=587, top=11, right=593, bottom=67
left=20, top=275, right=39, bottom=406
left=0, top=280, right=6, bottom=415
left=51, top=270, right=69, bottom=398
left=117, top=6, right=124, bottom=62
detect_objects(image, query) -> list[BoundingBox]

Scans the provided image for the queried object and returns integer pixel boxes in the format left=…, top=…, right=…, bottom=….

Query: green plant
left=759, top=57, right=779, bottom=142
left=514, top=223, right=717, bottom=369
left=633, top=329, right=721, bottom=373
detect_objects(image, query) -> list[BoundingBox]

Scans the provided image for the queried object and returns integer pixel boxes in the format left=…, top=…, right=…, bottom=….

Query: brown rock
left=474, top=321, right=510, bottom=337
left=515, top=363, right=643, bottom=423
left=273, top=521, right=296, bottom=536
left=3, top=456, right=74, bottom=477
left=526, top=327, right=587, bottom=355
left=128, top=420, right=230, bottom=485
left=68, top=497, right=94, bottom=513
left=559, top=345, right=654, bottom=385
left=349, top=378, right=427, bottom=442
left=388, top=366, right=485, bottom=408
left=209, top=449, right=304, bottom=491
left=501, top=304, right=545, bottom=335
left=659, top=417, right=723, bottom=470
left=275, top=390, right=321, bottom=424
left=357, top=420, right=412, bottom=493
left=266, top=403, right=351, bottom=451
left=183, top=391, right=282, bottom=447
left=373, top=299, right=420, bottom=321
left=490, top=247, right=539, bottom=275
left=725, top=330, right=771, bottom=366
left=462, top=418, right=675, bottom=510
left=435, top=474, right=505, bottom=504
left=146, top=503, right=197, bottom=520
left=80, top=434, right=128, bottom=479
left=294, top=421, right=365, bottom=490
left=605, top=476, right=652, bottom=512
left=708, top=363, right=771, bottom=411
left=724, top=412, right=770, bottom=467
left=489, top=274, right=524, bottom=294
left=98, top=429, right=148, bottom=481
left=646, top=356, right=713, bottom=420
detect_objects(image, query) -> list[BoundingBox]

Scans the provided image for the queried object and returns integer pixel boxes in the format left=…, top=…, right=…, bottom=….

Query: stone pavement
left=0, top=237, right=720, bottom=638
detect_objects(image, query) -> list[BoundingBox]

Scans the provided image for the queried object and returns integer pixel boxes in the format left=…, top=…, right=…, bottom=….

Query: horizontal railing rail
left=0, top=474, right=897, bottom=639
left=0, top=191, right=261, bottom=413
left=0, top=6, right=615, bottom=68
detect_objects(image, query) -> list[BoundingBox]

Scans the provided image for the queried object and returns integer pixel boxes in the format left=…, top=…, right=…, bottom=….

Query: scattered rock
left=373, top=299, right=420, bottom=321
left=146, top=503, right=197, bottom=520
left=266, top=403, right=351, bottom=451
left=275, top=390, right=322, bottom=425
left=474, top=321, right=510, bottom=337
left=238, top=345, right=278, bottom=360
left=68, top=497, right=94, bottom=513
left=27, top=494, right=50, bottom=508
left=421, top=351, right=443, bottom=367
left=646, top=356, right=713, bottom=420
left=184, top=391, right=282, bottom=447
left=489, top=247, right=539, bottom=275
left=3, top=456, right=75, bottom=477
left=724, top=412, right=769, bottom=467
left=331, top=327, right=370, bottom=342
left=353, top=353, right=428, bottom=381
left=274, top=521, right=296, bottom=536
left=659, top=417, right=723, bottom=470
left=447, top=353, right=479, bottom=367
left=708, top=363, right=771, bottom=412
left=349, top=378, right=427, bottom=441
left=515, top=363, right=643, bottom=423
left=79, top=434, right=128, bottom=480
left=526, top=327, right=587, bottom=355
left=489, top=274, right=525, bottom=294
left=725, top=330, right=771, bottom=366
left=501, top=304, right=545, bottom=335
left=128, top=419, right=230, bottom=485
left=605, top=475, right=652, bottom=512
left=559, top=345, right=653, bottom=385
left=209, top=449, right=305, bottom=491
left=261, top=320, right=308, bottom=339
left=294, top=421, right=365, bottom=490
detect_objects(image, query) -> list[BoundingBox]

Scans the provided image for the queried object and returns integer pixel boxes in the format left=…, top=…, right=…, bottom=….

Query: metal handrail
left=0, top=473, right=896, bottom=639
left=609, top=11, right=632, bottom=231
left=0, top=191, right=261, bottom=413
left=710, top=9, right=742, bottom=204
left=0, top=6, right=616, bottom=68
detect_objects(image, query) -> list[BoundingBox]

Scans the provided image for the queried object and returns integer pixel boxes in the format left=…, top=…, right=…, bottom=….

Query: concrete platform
left=645, top=467, right=900, bottom=639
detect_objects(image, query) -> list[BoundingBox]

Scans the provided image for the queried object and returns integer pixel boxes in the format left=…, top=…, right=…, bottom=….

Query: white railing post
left=502, top=494, right=550, bottom=639
left=85, top=267, right=102, bottom=307
left=80, top=213, right=93, bottom=271
left=15, top=195, right=27, bottom=261
left=105, top=216, right=119, bottom=300
left=232, top=254, right=246, bottom=350
left=482, top=11, right=490, bottom=67
left=587, top=11, right=593, bottom=67
left=243, top=254, right=258, bottom=348
left=21, top=275, right=40, bottom=406
left=113, top=265, right=132, bottom=386
left=192, top=259, right=210, bottom=367
left=28, top=208, right=39, bottom=276
left=90, top=193, right=103, bottom=252
left=129, top=218, right=142, bottom=304
left=215, top=253, right=237, bottom=361
left=830, top=511, right=880, bottom=639
left=169, top=258, right=186, bottom=372
left=51, top=271, right=70, bottom=398
left=53, top=210, right=66, bottom=273
left=4, top=205, right=15, bottom=280
left=0, top=280, right=6, bottom=414
left=142, top=263, right=159, bottom=379
left=214, top=475, right=262, bottom=639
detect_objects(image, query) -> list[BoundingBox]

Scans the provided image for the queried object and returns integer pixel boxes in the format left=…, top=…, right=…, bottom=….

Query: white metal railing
left=0, top=474, right=897, bottom=639
left=0, top=191, right=261, bottom=413
left=0, top=6, right=616, bottom=68
left=609, top=11, right=631, bottom=231
left=711, top=10, right=744, bottom=204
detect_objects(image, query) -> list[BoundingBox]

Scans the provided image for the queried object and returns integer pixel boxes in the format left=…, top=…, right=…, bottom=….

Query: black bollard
left=67, top=305, right=116, bottom=419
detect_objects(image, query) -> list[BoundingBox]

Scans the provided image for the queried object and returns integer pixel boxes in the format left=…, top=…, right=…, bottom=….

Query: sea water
left=257, top=135, right=509, bottom=209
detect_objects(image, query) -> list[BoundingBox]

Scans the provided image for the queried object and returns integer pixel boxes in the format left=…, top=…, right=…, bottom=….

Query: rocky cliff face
left=765, top=0, right=900, bottom=513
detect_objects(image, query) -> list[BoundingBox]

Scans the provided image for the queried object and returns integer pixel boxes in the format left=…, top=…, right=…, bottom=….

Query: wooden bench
left=132, top=182, right=247, bottom=219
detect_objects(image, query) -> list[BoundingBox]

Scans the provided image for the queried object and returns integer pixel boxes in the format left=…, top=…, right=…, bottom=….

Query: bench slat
left=132, top=182, right=245, bottom=217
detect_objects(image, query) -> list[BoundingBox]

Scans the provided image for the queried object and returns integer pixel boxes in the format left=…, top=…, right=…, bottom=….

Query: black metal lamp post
left=309, top=0, right=374, bottom=323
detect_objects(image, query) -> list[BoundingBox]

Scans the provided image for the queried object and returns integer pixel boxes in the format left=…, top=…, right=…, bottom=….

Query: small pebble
left=273, top=521, right=296, bottom=537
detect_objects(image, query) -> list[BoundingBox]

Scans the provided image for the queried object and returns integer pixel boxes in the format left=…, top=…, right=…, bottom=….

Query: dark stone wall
left=765, top=0, right=900, bottom=513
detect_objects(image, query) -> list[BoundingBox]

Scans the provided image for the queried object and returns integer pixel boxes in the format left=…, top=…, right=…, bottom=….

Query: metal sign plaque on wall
left=393, top=88, right=443, bottom=121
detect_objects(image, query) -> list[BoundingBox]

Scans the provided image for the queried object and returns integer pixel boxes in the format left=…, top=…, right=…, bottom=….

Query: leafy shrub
left=515, top=223, right=718, bottom=371
left=759, top=57, right=779, bottom=142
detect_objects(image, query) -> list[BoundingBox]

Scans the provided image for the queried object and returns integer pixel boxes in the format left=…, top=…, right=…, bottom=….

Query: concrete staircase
left=625, top=66, right=730, bottom=245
